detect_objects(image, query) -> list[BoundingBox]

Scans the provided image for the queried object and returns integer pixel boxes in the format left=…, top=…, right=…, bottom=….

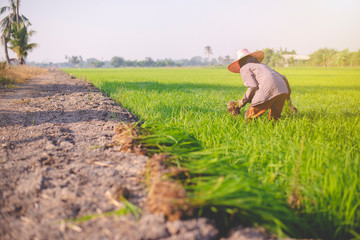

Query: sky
left=1, top=0, right=360, bottom=63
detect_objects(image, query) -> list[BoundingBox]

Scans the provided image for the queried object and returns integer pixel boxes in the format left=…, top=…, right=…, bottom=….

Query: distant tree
left=111, top=56, right=125, bottom=67
left=144, top=57, right=154, bottom=67
left=261, top=48, right=275, bottom=65
left=270, top=51, right=283, bottom=67
left=87, top=58, right=104, bottom=68
left=217, top=56, right=224, bottom=65
left=125, top=59, right=137, bottom=67
left=86, top=58, right=97, bottom=65
left=164, top=58, right=176, bottom=67
left=261, top=48, right=283, bottom=67
left=280, top=47, right=296, bottom=55
left=204, top=45, right=212, bottom=64
left=349, top=50, right=360, bottom=66
left=261, top=48, right=297, bottom=67
left=189, top=56, right=203, bottom=66
left=334, top=49, right=349, bottom=66
left=154, top=58, right=176, bottom=67
left=210, top=58, right=218, bottom=65
left=287, top=56, right=295, bottom=66
left=94, top=61, right=104, bottom=68
left=218, top=56, right=235, bottom=66
left=309, top=48, right=337, bottom=66
left=223, top=55, right=233, bottom=65
left=0, top=0, right=30, bottom=64
left=66, top=55, right=82, bottom=67
left=8, top=22, right=37, bottom=64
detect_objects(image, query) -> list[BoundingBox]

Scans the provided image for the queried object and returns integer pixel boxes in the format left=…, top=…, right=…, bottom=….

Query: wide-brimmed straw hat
left=227, top=49, right=264, bottom=73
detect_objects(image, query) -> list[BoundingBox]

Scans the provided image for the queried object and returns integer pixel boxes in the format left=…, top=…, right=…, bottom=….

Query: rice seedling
left=65, top=67, right=360, bottom=239
left=66, top=196, right=143, bottom=224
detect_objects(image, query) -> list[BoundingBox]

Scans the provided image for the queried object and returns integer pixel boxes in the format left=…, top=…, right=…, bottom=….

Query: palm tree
left=204, top=45, right=213, bottom=64
left=0, top=18, right=11, bottom=63
left=9, top=22, right=37, bottom=64
left=0, top=0, right=29, bottom=64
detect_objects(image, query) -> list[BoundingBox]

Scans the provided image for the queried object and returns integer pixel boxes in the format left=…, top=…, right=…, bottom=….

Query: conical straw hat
left=228, top=49, right=264, bottom=73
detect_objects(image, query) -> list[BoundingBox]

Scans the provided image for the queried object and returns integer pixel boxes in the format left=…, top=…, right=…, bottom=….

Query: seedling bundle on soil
left=113, top=123, right=193, bottom=221
left=113, top=122, right=305, bottom=237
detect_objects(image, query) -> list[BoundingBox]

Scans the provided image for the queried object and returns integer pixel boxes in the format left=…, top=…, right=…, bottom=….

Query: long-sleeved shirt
left=240, top=63, right=291, bottom=106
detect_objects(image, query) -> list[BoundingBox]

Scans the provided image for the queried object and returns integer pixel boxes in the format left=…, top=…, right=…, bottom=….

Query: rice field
left=65, top=67, right=360, bottom=239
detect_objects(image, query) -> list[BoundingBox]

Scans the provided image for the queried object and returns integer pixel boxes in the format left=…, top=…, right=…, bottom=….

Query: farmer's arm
left=242, top=86, right=258, bottom=104
left=239, top=70, right=259, bottom=107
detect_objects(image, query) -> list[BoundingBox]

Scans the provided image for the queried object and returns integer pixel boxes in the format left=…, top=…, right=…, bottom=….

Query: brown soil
left=0, top=69, right=273, bottom=240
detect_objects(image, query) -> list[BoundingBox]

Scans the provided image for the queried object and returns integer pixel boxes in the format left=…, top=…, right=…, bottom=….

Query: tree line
left=51, top=47, right=359, bottom=69
left=308, top=48, right=360, bottom=67
left=262, top=48, right=360, bottom=67
left=0, top=0, right=37, bottom=65
left=31, top=55, right=235, bottom=68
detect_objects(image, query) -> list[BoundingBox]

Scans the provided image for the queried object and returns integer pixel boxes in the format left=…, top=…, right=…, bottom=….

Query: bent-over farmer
left=228, top=49, right=297, bottom=120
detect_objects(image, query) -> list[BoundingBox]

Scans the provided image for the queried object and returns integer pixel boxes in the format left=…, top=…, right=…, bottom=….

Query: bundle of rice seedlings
left=147, top=154, right=192, bottom=221
left=113, top=124, right=193, bottom=220
left=227, top=100, right=242, bottom=116
left=113, top=123, right=145, bottom=155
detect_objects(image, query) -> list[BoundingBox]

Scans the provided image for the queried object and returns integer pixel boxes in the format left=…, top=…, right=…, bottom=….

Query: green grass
left=66, top=196, right=142, bottom=224
left=65, top=67, right=360, bottom=239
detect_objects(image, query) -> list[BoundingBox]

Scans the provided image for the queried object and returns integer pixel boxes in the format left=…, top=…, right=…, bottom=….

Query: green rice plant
left=66, top=196, right=142, bottom=224
left=65, top=67, right=360, bottom=239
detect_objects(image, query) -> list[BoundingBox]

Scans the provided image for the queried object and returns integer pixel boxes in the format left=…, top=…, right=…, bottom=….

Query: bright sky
left=1, top=0, right=360, bottom=63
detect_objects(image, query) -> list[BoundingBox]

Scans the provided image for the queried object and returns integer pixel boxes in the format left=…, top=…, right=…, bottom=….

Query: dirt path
left=0, top=69, right=221, bottom=240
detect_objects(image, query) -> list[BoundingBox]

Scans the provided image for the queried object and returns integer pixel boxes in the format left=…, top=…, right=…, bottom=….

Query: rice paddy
left=65, top=67, right=360, bottom=239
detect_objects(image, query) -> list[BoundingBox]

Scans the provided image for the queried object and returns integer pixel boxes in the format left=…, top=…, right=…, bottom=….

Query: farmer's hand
left=237, top=98, right=247, bottom=108
left=287, top=100, right=298, bottom=113
left=227, top=101, right=241, bottom=116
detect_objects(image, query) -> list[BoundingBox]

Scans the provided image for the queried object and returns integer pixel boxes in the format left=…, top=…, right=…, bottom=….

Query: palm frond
left=20, top=14, right=30, bottom=25
left=0, top=17, right=11, bottom=32
left=24, top=42, right=37, bottom=51
left=27, top=29, right=35, bottom=36
left=0, top=6, right=10, bottom=15
left=9, top=45, right=20, bottom=54
left=10, top=1, right=16, bottom=13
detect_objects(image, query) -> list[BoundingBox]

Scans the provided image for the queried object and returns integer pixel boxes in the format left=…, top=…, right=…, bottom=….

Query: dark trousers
left=245, top=93, right=289, bottom=121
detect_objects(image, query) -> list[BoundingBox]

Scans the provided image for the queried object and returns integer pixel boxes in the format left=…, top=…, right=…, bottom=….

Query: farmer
left=228, top=49, right=297, bottom=120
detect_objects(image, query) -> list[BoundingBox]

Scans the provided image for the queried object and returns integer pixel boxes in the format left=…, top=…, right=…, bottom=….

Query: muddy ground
left=0, top=69, right=272, bottom=240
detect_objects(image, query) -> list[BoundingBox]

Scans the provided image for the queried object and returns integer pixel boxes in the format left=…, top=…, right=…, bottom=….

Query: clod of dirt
left=227, top=101, right=242, bottom=116
left=221, top=225, right=274, bottom=240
